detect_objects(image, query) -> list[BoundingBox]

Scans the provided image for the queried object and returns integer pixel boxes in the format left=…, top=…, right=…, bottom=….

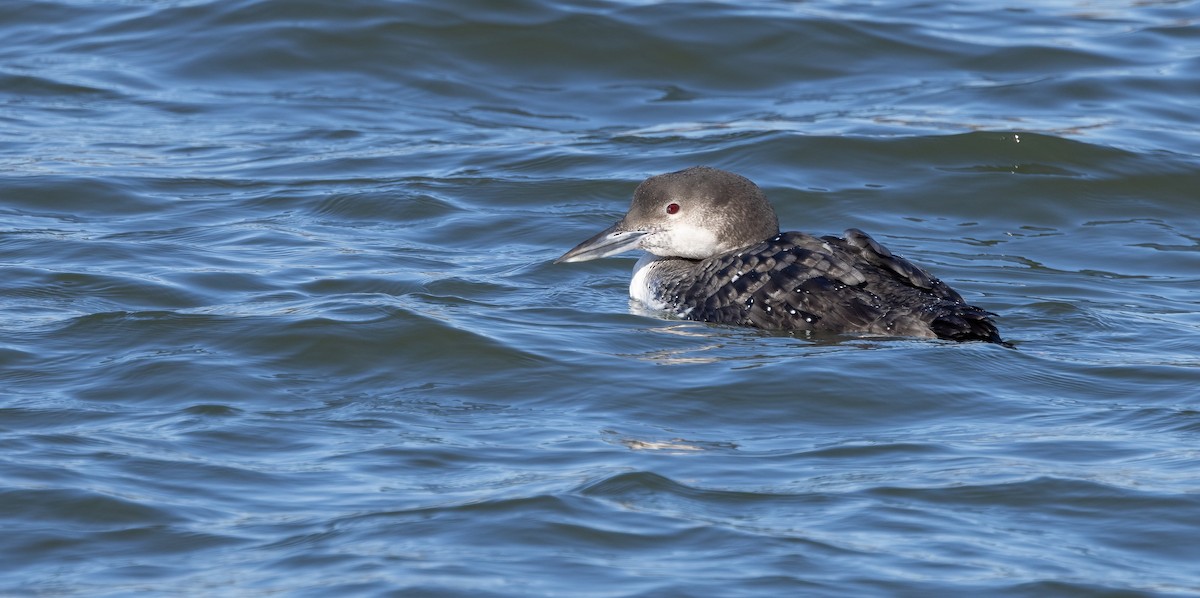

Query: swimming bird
left=556, top=166, right=1003, bottom=343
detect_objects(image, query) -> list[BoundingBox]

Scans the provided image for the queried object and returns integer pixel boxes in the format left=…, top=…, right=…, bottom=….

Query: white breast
left=629, top=254, right=668, bottom=310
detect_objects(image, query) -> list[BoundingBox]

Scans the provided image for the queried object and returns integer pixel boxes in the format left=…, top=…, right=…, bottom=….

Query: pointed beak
left=555, top=221, right=648, bottom=263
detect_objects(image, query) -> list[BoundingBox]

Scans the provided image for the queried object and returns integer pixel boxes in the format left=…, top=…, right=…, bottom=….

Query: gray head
left=556, top=166, right=780, bottom=263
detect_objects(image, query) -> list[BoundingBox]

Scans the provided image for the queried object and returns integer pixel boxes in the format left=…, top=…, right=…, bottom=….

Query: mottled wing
left=839, top=228, right=964, bottom=303
left=660, top=230, right=1002, bottom=342
left=831, top=229, right=1001, bottom=341
left=664, top=232, right=876, bottom=331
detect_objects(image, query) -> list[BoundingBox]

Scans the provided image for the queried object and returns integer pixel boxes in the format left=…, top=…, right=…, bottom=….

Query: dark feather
left=649, top=230, right=1003, bottom=343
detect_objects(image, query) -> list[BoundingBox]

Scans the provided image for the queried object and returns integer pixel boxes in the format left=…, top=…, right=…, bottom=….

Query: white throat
left=642, top=221, right=721, bottom=259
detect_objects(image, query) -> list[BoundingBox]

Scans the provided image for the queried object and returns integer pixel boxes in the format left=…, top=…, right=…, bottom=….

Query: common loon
left=556, top=166, right=1003, bottom=343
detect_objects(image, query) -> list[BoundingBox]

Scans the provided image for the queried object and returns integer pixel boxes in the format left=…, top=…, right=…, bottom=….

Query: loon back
left=644, top=229, right=1003, bottom=343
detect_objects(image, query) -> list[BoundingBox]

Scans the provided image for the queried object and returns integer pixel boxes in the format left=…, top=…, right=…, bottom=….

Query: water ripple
left=3, top=0, right=1200, bottom=595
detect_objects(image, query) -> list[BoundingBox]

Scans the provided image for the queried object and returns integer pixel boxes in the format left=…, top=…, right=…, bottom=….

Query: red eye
left=666, top=203, right=680, bottom=214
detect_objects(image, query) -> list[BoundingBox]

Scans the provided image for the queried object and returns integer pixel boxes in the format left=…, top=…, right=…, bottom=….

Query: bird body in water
left=556, top=166, right=1003, bottom=344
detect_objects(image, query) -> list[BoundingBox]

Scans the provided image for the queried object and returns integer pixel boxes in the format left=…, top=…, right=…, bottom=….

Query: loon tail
left=930, top=306, right=1007, bottom=345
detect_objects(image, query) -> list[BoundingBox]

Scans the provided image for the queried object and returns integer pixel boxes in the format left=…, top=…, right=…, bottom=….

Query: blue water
left=3, top=0, right=1200, bottom=595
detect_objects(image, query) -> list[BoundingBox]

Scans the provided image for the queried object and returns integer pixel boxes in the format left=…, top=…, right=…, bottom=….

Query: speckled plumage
left=642, top=229, right=1001, bottom=342
left=557, top=166, right=1003, bottom=343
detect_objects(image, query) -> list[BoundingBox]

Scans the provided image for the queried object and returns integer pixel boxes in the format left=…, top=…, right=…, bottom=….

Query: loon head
left=556, top=166, right=781, bottom=263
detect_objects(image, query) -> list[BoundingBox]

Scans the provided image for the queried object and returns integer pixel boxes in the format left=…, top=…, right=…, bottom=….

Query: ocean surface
left=3, top=0, right=1199, bottom=595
